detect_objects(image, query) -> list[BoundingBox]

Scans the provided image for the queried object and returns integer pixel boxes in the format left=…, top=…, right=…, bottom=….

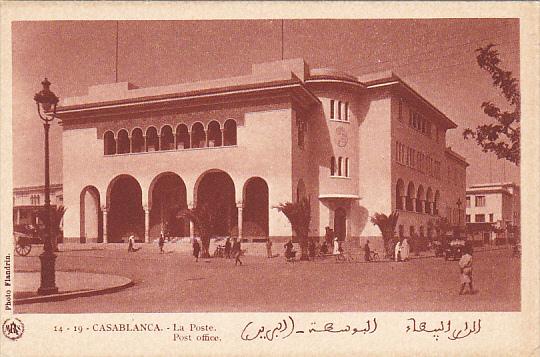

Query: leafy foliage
left=275, top=198, right=311, bottom=260
left=463, top=44, right=520, bottom=165
left=177, top=204, right=215, bottom=258
left=370, top=211, right=399, bottom=256
left=36, top=205, right=65, bottom=251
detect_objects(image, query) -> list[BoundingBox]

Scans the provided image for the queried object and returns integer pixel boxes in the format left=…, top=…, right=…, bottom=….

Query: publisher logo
left=3, top=318, right=24, bottom=340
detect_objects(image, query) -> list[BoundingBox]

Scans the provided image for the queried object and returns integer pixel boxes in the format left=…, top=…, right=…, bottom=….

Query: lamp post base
left=37, top=251, right=58, bottom=295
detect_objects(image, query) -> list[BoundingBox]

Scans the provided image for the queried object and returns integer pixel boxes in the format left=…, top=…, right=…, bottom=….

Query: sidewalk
left=14, top=271, right=133, bottom=305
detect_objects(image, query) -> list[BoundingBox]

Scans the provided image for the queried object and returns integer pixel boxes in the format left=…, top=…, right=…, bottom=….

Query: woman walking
left=400, top=238, right=410, bottom=261
left=458, top=243, right=474, bottom=295
left=158, top=230, right=165, bottom=254
left=193, top=238, right=201, bottom=262
left=394, top=240, right=402, bottom=262
left=233, top=238, right=243, bottom=266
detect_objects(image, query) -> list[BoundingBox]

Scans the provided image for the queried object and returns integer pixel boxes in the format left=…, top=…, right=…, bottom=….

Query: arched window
left=191, top=122, right=206, bottom=148
left=338, top=157, right=343, bottom=176
left=145, top=127, right=159, bottom=152
left=345, top=158, right=349, bottom=177
left=160, top=125, right=174, bottom=150
left=425, top=188, right=433, bottom=214
left=131, top=128, right=144, bottom=153
left=117, top=129, right=130, bottom=154
left=416, top=185, right=424, bottom=213
left=104, top=131, right=116, bottom=155
left=223, top=119, right=237, bottom=146
left=406, top=182, right=415, bottom=211
left=434, top=190, right=440, bottom=215
left=207, top=121, right=222, bottom=147
left=175, top=124, right=190, bottom=149
left=396, top=179, right=405, bottom=210
left=330, top=157, right=335, bottom=176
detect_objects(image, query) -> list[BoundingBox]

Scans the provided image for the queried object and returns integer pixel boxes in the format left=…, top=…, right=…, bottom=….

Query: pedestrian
left=284, top=239, right=295, bottom=262
left=224, top=237, right=231, bottom=259
left=394, top=240, right=402, bottom=262
left=193, top=238, right=201, bottom=262
left=127, top=234, right=141, bottom=252
left=458, top=243, right=474, bottom=295
left=266, top=238, right=273, bottom=258
left=401, top=237, right=410, bottom=261
left=364, top=240, right=371, bottom=262
left=324, top=226, right=334, bottom=246
left=232, top=238, right=243, bottom=266
left=308, top=239, right=316, bottom=260
left=333, top=237, right=342, bottom=261
left=158, top=230, right=165, bottom=254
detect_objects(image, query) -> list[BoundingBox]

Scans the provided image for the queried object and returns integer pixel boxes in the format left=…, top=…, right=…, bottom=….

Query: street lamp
left=34, top=78, right=59, bottom=295
left=456, top=198, right=462, bottom=227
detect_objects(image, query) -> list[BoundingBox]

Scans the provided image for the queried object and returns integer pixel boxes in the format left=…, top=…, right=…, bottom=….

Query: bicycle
left=369, top=250, right=380, bottom=262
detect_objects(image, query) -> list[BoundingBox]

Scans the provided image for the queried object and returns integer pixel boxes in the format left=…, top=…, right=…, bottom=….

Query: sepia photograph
left=9, top=18, right=522, bottom=314
left=1, top=3, right=538, bottom=355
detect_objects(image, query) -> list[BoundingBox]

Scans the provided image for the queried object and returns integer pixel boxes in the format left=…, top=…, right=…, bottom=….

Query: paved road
left=15, top=246, right=520, bottom=313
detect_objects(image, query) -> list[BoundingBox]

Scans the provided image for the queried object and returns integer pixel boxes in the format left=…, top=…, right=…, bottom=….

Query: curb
left=14, top=278, right=134, bottom=306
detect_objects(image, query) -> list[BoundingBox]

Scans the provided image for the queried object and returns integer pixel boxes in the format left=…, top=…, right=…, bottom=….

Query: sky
left=11, top=19, right=520, bottom=188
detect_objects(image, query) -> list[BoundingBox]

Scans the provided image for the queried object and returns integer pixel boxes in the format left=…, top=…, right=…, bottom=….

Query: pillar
left=400, top=196, right=406, bottom=210
left=144, top=205, right=150, bottom=243
left=188, top=202, right=194, bottom=238
left=129, top=135, right=133, bottom=153
left=102, top=207, right=108, bottom=243
left=237, top=202, right=243, bottom=240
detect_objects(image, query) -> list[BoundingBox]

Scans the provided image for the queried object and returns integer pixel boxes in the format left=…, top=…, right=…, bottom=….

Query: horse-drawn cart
left=13, top=232, right=33, bottom=256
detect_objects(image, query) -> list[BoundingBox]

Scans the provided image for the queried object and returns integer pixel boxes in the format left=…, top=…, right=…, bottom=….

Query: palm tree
left=370, top=211, right=399, bottom=258
left=177, top=204, right=214, bottom=258
left=37, top=205, right=65, bottom=252
left=275, top=198, right=311, bottom=261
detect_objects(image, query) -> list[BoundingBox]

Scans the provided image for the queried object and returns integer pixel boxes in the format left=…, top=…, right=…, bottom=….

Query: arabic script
left=240, top=316, right=377, bottom=341
left=406, top=318, right=481, bottom=341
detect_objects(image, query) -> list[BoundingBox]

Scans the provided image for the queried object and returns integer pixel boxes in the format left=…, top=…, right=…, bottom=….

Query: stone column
left=144, top=135, right=147, bottom=152
left=411, top=198, right=417, bottom=212
left=237, top=202, right=244, bottom=240
left=129, top=135, right=133, bottom=153
left=144, top=206, right=150, bottom=243
left=221, top=128, right=224, bottom=146
left=102, top=207, right=108, bottom=243
left=188, top=202, right=194, bottom=238
left=400, top=196, right=406, bottom=210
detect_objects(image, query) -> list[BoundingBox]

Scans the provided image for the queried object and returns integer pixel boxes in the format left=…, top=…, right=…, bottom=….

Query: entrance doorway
left=334, top=207, right=347, bottom=241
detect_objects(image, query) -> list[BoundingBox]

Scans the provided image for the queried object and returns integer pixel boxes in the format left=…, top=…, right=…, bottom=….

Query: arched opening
left=330, top=157, right=336, bottom=176
left=416, top=185, right=425, bottom=213
left=131, top=128, right=145, bottom=153
left=207, top=121, right=222, bottom=147
left=406, top=182, right=415, bottom=211
left=434, top=190, right=440, bottom=215
left=160, top=125, right=174, bottom=150
left=396, top=179, right=405, bottom=210
left=191, top=122, right=206, bottom=148
left=243, top=177, right=269, bottom=238
left=425, top=188, right=433, bottom=214
left=80, top=186, right=102, bottom=243
left=223, top=119, right=237, bottom=146
left=334, top=207, right=347, bottom=241
left=104, top=131, right=116, bottom=155
left=107, top=175, right=144, bottom=242
left=146, top=126, right=159, bottom=152
left=117, top=129, right=130, bottom=154
left=196, top=170, right=236, bottom=236
left=149, top=173, right=188, bottom=239
left=338, top=157, right=343, bottom=176
left=176, top=124, right=190, bottom=149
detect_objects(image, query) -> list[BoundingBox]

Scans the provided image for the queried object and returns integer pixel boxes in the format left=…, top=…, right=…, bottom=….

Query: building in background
left=13, top=183, right=63, bottom=227
left=55, top=58, right=467, bottom=248
left=465, top=182, right=520, bottom=245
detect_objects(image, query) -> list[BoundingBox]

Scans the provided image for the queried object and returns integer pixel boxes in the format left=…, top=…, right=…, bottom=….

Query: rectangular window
left=344, top=102, right=349, bottom=121
left=489, top=213, right=494, bottom=222
left=475, top=214, right=485, bottom=223
left=337, top=101, right=342, bottom=120
left=398, top=99, right=403, bottom=121
left=466, top=214, right=471, bottom=223
left=466, top=196, right=471, bottom=208
left=475, top=196, right=486, bottom=207
left=330, top=100, right=335, bottom=119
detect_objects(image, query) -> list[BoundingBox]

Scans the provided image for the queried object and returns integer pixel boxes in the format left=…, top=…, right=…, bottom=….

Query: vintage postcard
left=1, top=1, right=538, bottom=356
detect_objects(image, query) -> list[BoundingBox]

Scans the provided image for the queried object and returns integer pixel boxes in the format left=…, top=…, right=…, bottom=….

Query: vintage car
left=444, top=239, right=466, bottom=261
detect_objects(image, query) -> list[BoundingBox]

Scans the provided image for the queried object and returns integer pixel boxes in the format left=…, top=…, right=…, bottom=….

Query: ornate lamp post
left=34, top=78, right=59, bottom=295
left=456, top=198, right=463, bottom=227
